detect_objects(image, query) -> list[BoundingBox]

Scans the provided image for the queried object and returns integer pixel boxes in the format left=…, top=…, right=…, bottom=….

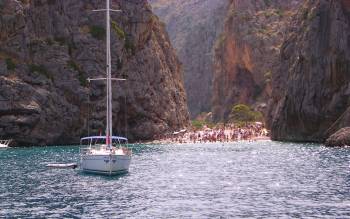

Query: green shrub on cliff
left=192, top=120, right=205, bottom=130
left=29, top=64, right=53, bottom=81
left=67, top=60, right=79, bottom=71
left=89, top=25, right=105, bottom=40
left=45, top=38, right=54, bottom=45
left=54, top=37, right=66, bottom=45
left=124, top=36, right=135, bottom=55
left=192, top=120, right=215, bottom=130
left=229, top=104, right=263, bottom=123
left=78, top=72, right=87, bottom=87
left=116, top=58, right=123, bottom=70
left=111, top=21, right=125, bottom=40
left=67, top=60, right=87, bottom=87
left=6, top=58, right=16, bottom=70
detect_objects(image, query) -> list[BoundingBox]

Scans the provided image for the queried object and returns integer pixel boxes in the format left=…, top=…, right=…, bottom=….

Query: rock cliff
left=325, top=127, right=350, bottom=147
left=268, top=0, right=350, bottom=142
left=0, top=0, right=189, bottom=146
left=212, top=0, right=302, bottom=121
left=149, top=0, right=228, bottom=118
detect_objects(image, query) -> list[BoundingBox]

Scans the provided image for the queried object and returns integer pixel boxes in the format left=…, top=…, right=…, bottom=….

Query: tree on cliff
left=229, top=104, right=263, bottom=123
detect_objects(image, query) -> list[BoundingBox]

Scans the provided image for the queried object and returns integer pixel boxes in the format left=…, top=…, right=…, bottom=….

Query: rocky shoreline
left=325, top=127, right=350, bottom=147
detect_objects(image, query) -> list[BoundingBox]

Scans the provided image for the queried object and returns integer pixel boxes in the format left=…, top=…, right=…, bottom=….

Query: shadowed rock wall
left=268, top=0, right=350, bottom=142
left=0, top=0, right=189, bottom=146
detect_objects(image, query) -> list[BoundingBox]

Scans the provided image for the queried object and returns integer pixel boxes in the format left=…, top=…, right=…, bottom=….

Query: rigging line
left=87, top=81, right=91, bottom=137
left=124, top=76, right=128, bottom=139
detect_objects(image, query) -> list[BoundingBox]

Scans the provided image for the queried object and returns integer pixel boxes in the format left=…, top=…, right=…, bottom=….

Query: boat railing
left=79, top=147, right=91, bottom=155
left=79, top=144, right=132, bottom=155
left=0, top=139, right=12, bottom=146
left=79, top=145, right=104, bottom=155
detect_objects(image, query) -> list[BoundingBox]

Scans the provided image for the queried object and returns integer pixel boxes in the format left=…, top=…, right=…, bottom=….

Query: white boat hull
left=81, top=154, right=131, bottom=175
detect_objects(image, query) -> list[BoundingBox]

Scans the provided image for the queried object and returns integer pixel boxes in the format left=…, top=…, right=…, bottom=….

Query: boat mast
left=91, top=0, right=122, bottom=147
left=106, top=0, right=112, bottom=148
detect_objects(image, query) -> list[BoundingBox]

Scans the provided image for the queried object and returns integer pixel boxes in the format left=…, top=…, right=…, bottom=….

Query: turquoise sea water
left=0, top=141, right=350, bottom=218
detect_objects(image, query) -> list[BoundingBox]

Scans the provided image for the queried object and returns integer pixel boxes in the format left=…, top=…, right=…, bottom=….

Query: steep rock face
left=268, top=0, right=350, bottom=142
left=212, top=0, right=302, bottom=121
left=0, top=0, right=189, bottom=146
left=149, top=0, right=228, bottom=118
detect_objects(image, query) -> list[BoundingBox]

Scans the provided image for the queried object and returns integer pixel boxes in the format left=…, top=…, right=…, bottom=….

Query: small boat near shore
left=0, top=139, right=12, bottom=148
left=46, top=163, right=78, bottom=169
left=80, top=136, right=131, bottom=175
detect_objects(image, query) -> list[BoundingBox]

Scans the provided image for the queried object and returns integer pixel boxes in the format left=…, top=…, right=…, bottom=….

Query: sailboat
left=79, top=0, right=132, bottom=175
left=0, top=139, right=12, bottom=148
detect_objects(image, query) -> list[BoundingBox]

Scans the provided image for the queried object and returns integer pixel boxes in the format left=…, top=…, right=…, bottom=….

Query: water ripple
left=0, top=142, right=350, bottom=218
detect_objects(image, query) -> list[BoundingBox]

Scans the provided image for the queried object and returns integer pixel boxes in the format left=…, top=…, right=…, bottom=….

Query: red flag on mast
left=106, top=135, right=110, bottom=145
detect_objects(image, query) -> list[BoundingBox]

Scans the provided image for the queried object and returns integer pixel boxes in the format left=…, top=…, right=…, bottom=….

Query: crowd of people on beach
left=155, top=122, right=269, bottom=144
